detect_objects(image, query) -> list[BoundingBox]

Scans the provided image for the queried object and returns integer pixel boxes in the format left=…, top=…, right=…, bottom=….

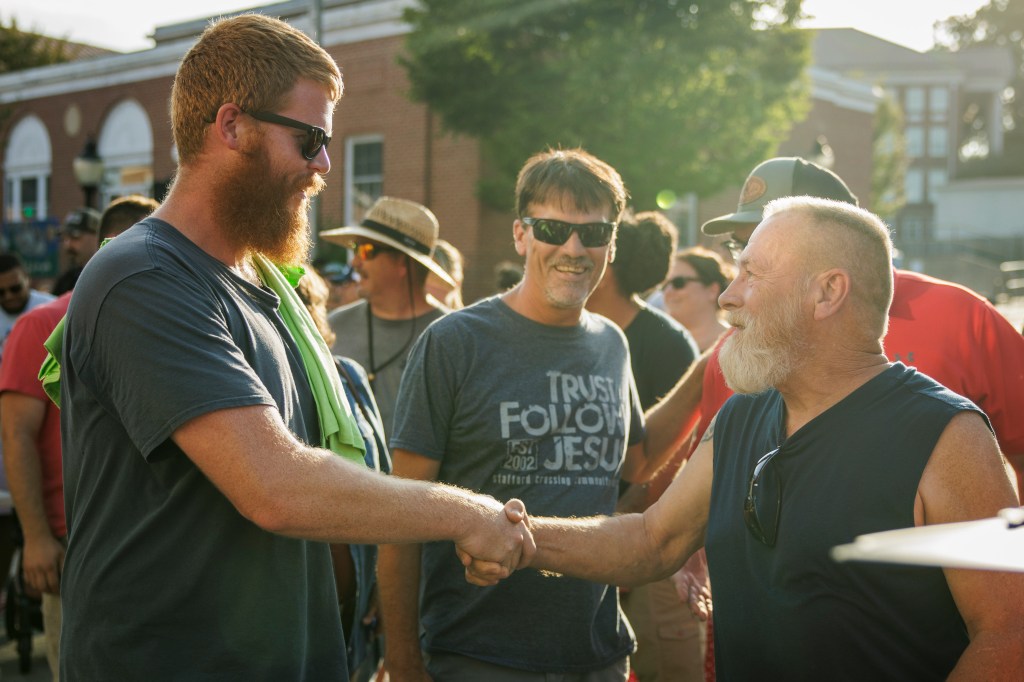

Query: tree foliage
left=935, top=0, right=1024, bottom=175
left=0, top=16, right=69, bottom=74
left=870, top=93, right=907, bottom=221
left=401, top=0, right=810, bottom=210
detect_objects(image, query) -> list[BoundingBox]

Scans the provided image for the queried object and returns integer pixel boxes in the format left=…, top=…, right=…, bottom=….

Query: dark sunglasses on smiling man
left=521, top=217, right=616, bottom=248
left=243, top=110, right=331, bottom=160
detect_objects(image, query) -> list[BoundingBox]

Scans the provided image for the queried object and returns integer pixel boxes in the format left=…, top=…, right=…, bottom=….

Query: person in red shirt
left=0, top=293, right=71, bottom=676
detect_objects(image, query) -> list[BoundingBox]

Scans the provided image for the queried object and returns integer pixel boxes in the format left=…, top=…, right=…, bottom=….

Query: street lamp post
left=73, top=138, right=104, bottom=209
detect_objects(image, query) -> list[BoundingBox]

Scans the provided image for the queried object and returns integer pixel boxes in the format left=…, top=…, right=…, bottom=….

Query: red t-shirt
left=0, top=293, right=71, bottom=537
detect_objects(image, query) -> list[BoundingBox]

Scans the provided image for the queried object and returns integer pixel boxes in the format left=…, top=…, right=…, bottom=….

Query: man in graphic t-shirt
left=379, top=148, right=683, bottom=681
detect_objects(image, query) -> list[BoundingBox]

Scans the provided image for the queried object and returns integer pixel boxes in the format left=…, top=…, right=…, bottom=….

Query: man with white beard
left=469, top=196, right=1024, bottom=680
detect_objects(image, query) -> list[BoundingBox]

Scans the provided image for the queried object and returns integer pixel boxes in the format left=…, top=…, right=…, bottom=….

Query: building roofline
left=0, top=0, right=415, bottom=104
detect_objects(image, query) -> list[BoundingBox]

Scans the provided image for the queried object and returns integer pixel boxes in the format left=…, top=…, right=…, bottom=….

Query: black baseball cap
left=702, top=157, right=859, bottom=235
left=61, top=208, right=101, bottom=237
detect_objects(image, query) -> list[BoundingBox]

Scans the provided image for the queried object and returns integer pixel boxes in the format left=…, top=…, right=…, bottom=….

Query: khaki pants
left=623, top=578, right=705, bottom=682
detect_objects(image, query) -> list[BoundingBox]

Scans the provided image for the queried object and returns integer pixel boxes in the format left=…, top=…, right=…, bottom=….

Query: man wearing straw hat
left=320, top=196, right=454, bottom=437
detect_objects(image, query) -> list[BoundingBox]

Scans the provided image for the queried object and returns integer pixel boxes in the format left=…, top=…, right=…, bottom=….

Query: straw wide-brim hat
left=320, top=196, right=455, bottom=288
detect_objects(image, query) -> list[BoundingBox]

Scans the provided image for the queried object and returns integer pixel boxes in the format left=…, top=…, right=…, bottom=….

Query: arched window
left=98, top=99, right=154, bottom=203
left=3, top=115, right=52, bottom=222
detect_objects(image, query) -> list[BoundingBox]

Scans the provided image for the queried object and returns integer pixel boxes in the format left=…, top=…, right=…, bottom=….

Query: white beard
left=719, top=292, right=806, bottom=394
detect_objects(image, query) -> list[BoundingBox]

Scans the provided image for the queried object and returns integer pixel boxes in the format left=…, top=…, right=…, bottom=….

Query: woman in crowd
left=662, top=247, right=734, bottom=351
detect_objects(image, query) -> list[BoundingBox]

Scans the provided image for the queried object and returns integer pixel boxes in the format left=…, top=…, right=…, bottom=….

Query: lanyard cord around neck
left=365, top=256, right=419, bottom=383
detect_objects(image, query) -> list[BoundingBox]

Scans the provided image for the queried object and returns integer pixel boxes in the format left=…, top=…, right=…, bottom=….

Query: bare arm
left=1, top=392, right=64, bottom=594
left=172, top=405, right=531, bottom=567
left=621, top=350, right=709, bottom=483
left=470, top=418, right=717, bottom=588
left=916, top=411, right=1024, bottom=680
left=376, top=449, right=441, bottom=682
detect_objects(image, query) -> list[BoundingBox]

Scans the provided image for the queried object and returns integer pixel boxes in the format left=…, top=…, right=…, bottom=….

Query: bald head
left=760, top=197, right=893, bottom=339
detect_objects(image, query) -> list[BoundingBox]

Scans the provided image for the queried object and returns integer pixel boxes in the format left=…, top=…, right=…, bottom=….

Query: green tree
left=0, top=16, right=70, bottom=133
left=870, top=93, right=906, bottom=221
left=935, top=0, right=1024, bottom=175
left=401, top=0, right=810, bottom=210
left=0, top=16, right=69, bottom=74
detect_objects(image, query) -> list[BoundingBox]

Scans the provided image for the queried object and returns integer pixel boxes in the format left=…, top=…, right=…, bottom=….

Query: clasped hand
left=455, top=499, right=534, bottom=586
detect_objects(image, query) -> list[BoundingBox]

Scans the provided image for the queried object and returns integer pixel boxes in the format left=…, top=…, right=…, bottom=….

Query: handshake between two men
left=456, top=498, right=536, bottom=584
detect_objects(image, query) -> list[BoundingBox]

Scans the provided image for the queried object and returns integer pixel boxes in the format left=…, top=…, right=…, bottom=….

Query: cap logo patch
left=740, top=175, right=767, bottom=206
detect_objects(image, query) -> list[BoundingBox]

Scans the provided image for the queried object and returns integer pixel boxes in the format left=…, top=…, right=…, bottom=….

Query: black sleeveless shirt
left=707, top=363, right=984, bottom=681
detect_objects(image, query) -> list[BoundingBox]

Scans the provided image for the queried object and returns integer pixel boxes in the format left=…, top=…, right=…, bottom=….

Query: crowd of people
left=0, top=12, right=1022, bottom=682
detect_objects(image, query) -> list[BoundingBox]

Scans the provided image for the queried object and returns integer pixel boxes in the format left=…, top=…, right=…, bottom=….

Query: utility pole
left=309, top=0, right=324, bottom=258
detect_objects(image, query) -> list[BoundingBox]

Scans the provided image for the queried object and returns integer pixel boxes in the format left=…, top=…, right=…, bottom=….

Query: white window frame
left=928, top=125, right=948, bottom=158
left=344, top=135, right=384, bottom=226
left=97, top=99, right=154, bottom=205
left=905, top=87, right=925, bottom=122
left=905, top=126, right=924, bottom=158
left=905, top=169, right=925, bottom=204
left=929, top=87, right=948, bottom=121
left=3, top=115, right=52, bottom=222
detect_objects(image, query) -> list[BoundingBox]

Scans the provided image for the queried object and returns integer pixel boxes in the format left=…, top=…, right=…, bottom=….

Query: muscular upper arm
left=172, top=404, right=330, bottom=527
left=917, top=411, right=1024, bottom=641
left=643, top=415, right=716, bottom=571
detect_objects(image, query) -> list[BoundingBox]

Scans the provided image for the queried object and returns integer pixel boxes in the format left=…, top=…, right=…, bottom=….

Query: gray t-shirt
left=328, top=298, right=444, bottom=438
left=60, top=219, right=345, bottom=680
left=391, top=296, right=642, bottom=673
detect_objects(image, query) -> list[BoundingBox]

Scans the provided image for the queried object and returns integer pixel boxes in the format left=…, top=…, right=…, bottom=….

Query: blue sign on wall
left=1, top=218, right=61, bottom=279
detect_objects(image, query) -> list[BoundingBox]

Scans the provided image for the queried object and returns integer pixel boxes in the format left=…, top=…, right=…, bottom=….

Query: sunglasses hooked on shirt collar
left=243, top=110, right=331, bottom=160
left=521, top=217, right=616, bottom=248
left=744, top=446, right=784, bottom=547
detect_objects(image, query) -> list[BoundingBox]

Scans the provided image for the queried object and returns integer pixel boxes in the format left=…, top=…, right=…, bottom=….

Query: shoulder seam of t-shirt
left=138, top=393, right=278, bottom=457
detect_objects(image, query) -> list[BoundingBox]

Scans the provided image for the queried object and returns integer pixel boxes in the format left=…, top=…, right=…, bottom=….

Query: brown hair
left=100, top=194, right=160, bottom=240
left=611, top=211, right=678, bottom=296
left=514, top=148, right=628, bottom=221
left=675, top=247, right=735, bottom=301
left=171, top=13, right=342, bottom=163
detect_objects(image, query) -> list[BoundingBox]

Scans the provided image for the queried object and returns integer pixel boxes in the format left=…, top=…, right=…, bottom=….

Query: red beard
left=212, top=133, right=324, bottom=265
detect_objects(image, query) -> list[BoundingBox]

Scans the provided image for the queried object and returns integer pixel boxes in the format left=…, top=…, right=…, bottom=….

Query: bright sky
left=1, top=0, right=993, bottom=54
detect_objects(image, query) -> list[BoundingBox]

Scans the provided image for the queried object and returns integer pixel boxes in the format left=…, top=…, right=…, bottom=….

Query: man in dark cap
left=60, top=207, right=101, bottom=268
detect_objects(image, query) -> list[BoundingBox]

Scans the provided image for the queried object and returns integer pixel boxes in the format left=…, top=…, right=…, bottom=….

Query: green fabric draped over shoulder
left=38, top=254, right=365, bottom=464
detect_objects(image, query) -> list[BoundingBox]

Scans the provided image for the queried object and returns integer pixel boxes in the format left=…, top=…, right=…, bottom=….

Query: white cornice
left=0, top=42, right=190, bottom=104
left=808, top=67, right=879, bottom=114
left=0, top=0, right=416, bottom=104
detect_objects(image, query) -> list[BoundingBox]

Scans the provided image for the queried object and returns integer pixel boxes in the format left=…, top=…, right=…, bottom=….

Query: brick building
left=1, top=0, right=876, bottom=300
